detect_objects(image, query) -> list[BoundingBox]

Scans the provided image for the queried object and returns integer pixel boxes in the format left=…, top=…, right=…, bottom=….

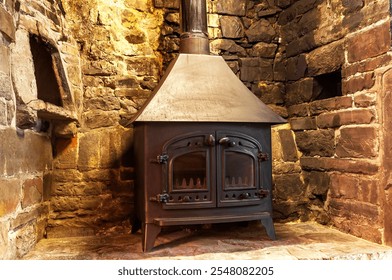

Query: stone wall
left=46, top=0, right=164, bottom=237
left=0, top=0, right=82, bottom=259
left=277, top=0, right=391, bottom=243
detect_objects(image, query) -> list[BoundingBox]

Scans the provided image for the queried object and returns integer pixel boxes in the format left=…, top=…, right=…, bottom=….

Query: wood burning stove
left=131, top=0, right=286, bottom=252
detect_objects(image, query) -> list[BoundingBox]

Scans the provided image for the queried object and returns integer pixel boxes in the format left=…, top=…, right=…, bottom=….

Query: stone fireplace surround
left=1, top=0, right=392, bottom=259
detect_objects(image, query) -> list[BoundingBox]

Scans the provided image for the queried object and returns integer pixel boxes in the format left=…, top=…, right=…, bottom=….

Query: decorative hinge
left=156, top=154, right=169, bottom=164
left=258, top=152, right=269, bottom=162
left=150, top=193, right=170, bottom=203
left=257, top=189, right=269, bottom=198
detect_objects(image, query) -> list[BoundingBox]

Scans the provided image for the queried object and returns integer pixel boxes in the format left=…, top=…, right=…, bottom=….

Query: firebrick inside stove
left=131, top=0, right=286, bottom=252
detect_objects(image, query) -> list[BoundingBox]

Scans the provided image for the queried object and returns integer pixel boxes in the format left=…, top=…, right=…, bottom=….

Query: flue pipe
left=179, top=0, right=210, bottom=54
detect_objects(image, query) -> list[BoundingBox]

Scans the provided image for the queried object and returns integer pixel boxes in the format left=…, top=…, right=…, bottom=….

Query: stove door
left=217, top=131, right=266, bottom=207
left=161, top=133, right=216, bottom=209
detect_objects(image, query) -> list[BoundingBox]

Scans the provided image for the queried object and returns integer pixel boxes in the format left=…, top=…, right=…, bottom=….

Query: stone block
left=53, top=137, right=78, bottom=169
left=303, top=171, right=330, bottom=197
left=290, top=117, right=317, bottom=131
left=240, top=58, right=273, bottom=82
left=0, top=178, right=21, bottom=217
left=254, top=82, right=284, bottom=105
left=309, top=96, right=353, bottom=116
left=295, top=129, right=335, bottom=157
left=0, top=45, right=10, bottom=74
left=0, top=220, right=10, bottom=260
left=0, top=5, right=15, bottom=41
left=342, top=72, right=375, bottom=95
left=306, top=40, right=345, bottom=76
left=285, top=78, right=315, bottom=106
left=82, top=110, right=120, bottom=129
left=336, top=126, right=378, bottom=158
left=354, top=93, right=376, bottom=108
left=273, top=173, right=305, bottom=200
left=300, top=157, right=379, bottom=175
left=0, top=99, right=7, bottom=126
left=22, top=178, right=43, bottom=209
left=343, top=53, right=391, bottom=78
left=278, top=129, right=299, bottom=162
left=220, top=16, right=244, bottom=39
left=287, top=103, right=309, bottom=117
left=0, top=71, right=12, bottom=101
left=286, top=55, right=307, bottom=81
left=11, top=204, right=49, bottom=230
left=214, top=0, right=247, bottom=16
left=330, top=173, right=379, bottom=204
left=316, top=109, right=375, bottom=128
left=15, top=223, right=36, bottom=258
left=210, top=39, right=246, bottom=56
left=248, top=42, right=278, bottom=58
left=0, top=129, right=52, bottom=176
left=347, top=22, right=391, bottom=63
left=245, top=19, right=276, bottom=43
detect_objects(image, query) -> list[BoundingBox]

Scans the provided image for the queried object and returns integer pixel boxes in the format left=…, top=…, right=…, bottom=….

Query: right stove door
left=217, top=131, right=269, bottom=207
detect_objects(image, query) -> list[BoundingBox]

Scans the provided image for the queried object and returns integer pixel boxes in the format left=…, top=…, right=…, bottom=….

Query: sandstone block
left=245, top=19, right=276, bottom=43
left=309, top=96, right=353, bottom=116
left=214, top=0, right=247, bottom=16
left=342, top=72, right=375, bottom=95
left=336, top=126, right=378, bottom=158
left=0, top=129, right=52, bottom=176
left=306, top=40, right=345, bottom=76
left=248, top=42, right=278, bottom=58
left=287, top=103, right=309, bottom=117
left=273, top=173, right=305, bottom=200
left=254, top=82, right=284, bottom=105
left=316, top=109, right=375, bottom=128
left=210, top=39, right=246, bottom=56
left=303, top=171, right=330, bottom=197
left=278, top=129, right=299, bottom=162
left=53, top=137, right=78, bottom=169
left=295, top=129, right=335, bottom=157
left=286, top=55, right=307, bottom=81
left=285, top=78, right=315, bottom=106
left=0, top=72, right=13, bottom=101
left=290, top=117, right=317, bottom=131
left=0, top=178, right=21, bottom=216
left=240, top=58, right=273, bottom=82
left=343, top=54, right=391, bottom=77
left=220, top=16, right=244, bottom=39
left=347, top=22, right=391, bottom=63
left=0, top=6, right=15, bottom=41
left=0, top=99, right=7, bottom=126
left=82, top=110, right=120, bottom=129
left=22, top=178, right=43, bottom=209
left=0, top=45, right=10, bottom=75
left=300, top=157, right=379, bottom=175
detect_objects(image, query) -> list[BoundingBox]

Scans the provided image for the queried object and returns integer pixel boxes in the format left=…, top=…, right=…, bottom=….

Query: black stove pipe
left=179, top=0, right=210, bottom=54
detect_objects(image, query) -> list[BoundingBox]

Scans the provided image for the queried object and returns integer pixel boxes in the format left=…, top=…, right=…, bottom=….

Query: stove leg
left=142, top=223, right=161, bottom=252
left=261, top=216, right=276, bottom=240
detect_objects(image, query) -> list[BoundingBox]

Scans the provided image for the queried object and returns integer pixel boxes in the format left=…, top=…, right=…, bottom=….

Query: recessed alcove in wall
left=313, top=69, right=342, bottom=100
left=29, top=34, right=63, bottom=107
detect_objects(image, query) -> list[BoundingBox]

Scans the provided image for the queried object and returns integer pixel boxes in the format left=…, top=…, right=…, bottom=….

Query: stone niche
left=11, top=28, right=78, bottom=134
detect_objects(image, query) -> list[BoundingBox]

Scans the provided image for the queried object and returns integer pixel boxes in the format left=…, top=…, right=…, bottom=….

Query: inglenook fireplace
left=131, top=0, right=286, bottom=252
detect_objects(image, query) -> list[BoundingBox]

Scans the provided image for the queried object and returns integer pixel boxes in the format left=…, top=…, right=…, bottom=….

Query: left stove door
left=160, top=132, right=216, bottom=209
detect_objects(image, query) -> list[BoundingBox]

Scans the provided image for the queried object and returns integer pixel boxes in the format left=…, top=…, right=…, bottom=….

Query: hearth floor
left=22, top=222, right=392, bottom=260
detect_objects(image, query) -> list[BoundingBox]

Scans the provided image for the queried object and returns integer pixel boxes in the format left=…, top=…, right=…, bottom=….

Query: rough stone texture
left=336, top=126, right=378, bottom=158
left=295, top=129, right=335, bottom=157
left=0, top=5, right=15, bottom=41
left=245, top=19, right=277, bottom=43
left=306, top=40, right=345, bottom=76
left=220, top=16, right=244, bottom=38
left=347, top=22, right=391, bottom=63
left=317, top=109, right=375, bottom=129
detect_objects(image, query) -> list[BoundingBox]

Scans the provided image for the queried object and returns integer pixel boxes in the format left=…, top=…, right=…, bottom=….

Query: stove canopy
left=131, top=0, right=286, bottom=124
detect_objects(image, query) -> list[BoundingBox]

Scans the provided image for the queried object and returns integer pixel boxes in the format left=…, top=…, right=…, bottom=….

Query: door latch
left=258, top=152, right=269, bottom=162
left=150, top=193, right=170, bottom=203
left=155, top=154, right=169, bottom=164
left=257, top=189, right=269, bottom=198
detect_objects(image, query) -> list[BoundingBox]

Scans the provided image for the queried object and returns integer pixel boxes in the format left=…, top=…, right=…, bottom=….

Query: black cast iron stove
left=131, top=0, right=286, bottom=252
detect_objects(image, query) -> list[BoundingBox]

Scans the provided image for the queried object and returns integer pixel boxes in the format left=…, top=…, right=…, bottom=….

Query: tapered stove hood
left=131, top=0, right=285, bottom=124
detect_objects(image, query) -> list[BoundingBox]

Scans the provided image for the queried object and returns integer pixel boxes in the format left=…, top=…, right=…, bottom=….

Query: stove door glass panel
left=217, top=131, right=262, bottom=207
left=172, top=151, right=207, bottom=191
left=224, top=151, right=255, bottom=189
left=163, top=133, right=216, bottom=209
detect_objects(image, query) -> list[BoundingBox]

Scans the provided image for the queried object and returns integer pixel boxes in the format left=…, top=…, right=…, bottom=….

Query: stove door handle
left=219, top=137, right=236, bottom=147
